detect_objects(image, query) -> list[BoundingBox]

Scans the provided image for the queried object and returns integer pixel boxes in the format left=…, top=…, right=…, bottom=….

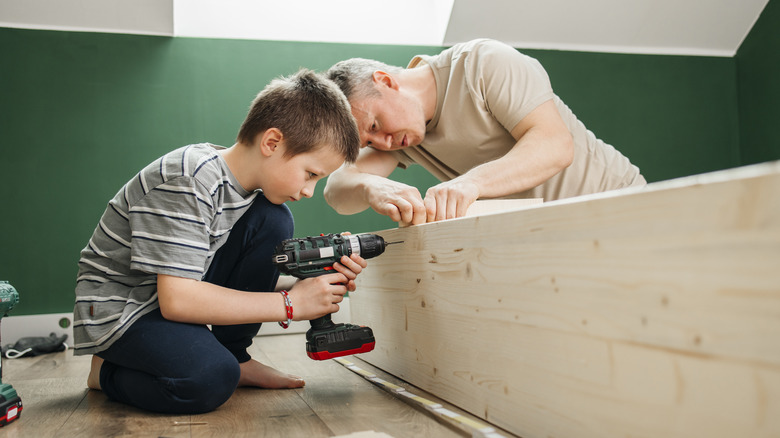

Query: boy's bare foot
left=238, top=359, right=305, bottom=389
left=87, top=355, right=104, bottom=390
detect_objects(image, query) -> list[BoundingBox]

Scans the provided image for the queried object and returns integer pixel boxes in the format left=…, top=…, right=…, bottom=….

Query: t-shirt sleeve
left=127, top=175, right=215, bottom=279
left=469, top=40, right=555, bottom=132
left=389, top=149, right=416, bottom=169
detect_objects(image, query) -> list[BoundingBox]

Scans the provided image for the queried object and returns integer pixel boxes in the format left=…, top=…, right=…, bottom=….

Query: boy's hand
left=333, top=231, right=368, bottom=291
left=288, top=273, right=349, bottom=320
left=332, top=254, right=368, bottom=291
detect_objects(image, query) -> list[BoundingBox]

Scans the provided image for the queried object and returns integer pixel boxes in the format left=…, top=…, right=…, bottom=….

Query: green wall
left=0, top=19, right=766, bottom=315
left=737, top=0, right=780, bottom=165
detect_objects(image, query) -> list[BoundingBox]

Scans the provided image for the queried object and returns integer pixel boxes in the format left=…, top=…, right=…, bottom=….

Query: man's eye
left=370, top=123, right=377, bottom=131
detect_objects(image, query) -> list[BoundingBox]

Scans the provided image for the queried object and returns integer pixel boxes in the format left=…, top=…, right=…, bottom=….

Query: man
left=324, top=39, right=645, bottom=226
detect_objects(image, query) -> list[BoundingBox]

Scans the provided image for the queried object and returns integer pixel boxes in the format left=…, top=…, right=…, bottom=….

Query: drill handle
left=310, top=313, right=335, bottom=331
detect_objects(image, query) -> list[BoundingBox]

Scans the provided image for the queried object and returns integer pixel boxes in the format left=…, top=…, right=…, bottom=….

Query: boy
left=73, top=69, right=363, bottom=414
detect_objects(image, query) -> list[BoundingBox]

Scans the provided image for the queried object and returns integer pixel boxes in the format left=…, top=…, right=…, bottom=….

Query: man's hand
left=423, top=177, right=480, bottom=222
left=366, top=179, right=428, bottom=226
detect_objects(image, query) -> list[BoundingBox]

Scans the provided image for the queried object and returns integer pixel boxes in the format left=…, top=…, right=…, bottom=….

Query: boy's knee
left=164, top=358, right=240, bottom=414
left=264, top=202, right=294, bottom=238
left=241, top=195, right=293, bottom=240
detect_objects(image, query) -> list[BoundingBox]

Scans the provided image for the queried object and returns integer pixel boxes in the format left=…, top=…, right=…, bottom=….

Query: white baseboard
left=0, top=298, right=352, bottom=346
left=1, top=312, right=74, bottom=348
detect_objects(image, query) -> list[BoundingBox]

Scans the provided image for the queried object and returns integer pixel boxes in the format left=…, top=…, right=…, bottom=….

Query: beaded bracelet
left=278, top=289, right=293, bottom=329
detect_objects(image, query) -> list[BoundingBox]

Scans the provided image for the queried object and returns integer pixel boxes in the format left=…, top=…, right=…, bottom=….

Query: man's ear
left=259, top=128, right=284, bottom=157
left=372, top=70, right=399, bottom=90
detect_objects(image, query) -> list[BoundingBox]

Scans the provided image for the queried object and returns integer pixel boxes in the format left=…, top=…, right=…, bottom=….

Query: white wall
left=0, top=0, right=770, bottom=55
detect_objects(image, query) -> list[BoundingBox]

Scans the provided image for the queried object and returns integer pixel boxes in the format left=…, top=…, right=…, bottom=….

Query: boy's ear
left=372, top=71, right=398, bottom=90
left=258, top=128, right=284, bottom=157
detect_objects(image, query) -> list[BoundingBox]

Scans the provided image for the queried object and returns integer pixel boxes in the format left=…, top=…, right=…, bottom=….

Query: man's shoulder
left=447, top=39, right=515, bottom=57
left=420, top=39, right=523, bottom=71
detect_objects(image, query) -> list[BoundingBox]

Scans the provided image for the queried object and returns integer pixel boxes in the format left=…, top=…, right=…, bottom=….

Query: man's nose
left=365, top=131, right=390, bottom=149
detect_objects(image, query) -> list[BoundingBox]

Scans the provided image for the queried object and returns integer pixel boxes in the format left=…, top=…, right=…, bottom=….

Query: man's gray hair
left=326, top=58, right=404, bottom=101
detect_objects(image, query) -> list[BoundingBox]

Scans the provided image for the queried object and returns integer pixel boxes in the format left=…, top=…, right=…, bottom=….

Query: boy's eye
left=308, top=172, right=317, bottom=178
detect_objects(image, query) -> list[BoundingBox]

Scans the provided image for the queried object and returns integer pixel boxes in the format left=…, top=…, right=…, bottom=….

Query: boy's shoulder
left=129, top=143, right=234, bottom=201
left=156, top=143, right=226, bottom=179
left=165, top=142, right=222, bottom=162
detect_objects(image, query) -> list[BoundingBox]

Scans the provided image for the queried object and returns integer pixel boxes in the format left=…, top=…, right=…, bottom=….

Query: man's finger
left=382, top=203, right=403, bottom=222
left=455, top=198, right=473, bottom=218
left=424, top=196, right=437, bottom=223
left=435, top=192, right=448, bottom=221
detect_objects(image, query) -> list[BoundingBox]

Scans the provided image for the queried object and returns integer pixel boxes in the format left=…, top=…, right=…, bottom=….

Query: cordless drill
left=0, top=281, right=22, bottom=426
left=272, top=233, right=400, bottom=360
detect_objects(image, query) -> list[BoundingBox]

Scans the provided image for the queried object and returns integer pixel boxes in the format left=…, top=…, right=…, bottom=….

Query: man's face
left=350, top=87, right=427, bottom=151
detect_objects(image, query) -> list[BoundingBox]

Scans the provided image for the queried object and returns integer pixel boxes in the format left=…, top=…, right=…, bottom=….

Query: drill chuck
left=353, top=234, right=388, bottom=259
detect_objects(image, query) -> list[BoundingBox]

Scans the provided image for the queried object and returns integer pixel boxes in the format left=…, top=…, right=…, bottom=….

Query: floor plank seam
left=334, top=358, right=513, bottom=438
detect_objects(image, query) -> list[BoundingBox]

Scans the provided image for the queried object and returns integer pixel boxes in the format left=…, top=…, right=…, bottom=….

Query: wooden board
left=399, top=198, right=543, bottom=227
left=350, top=161, right=780, bottom=438
left=465, top=198, right=543, bottom=217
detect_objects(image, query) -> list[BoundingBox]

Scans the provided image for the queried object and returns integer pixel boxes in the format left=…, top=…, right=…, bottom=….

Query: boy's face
left=261, top=143, right=345, bottom=204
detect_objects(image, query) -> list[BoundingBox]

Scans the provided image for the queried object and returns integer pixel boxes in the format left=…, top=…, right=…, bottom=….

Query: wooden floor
left=1, top=333, right=497, bottom=437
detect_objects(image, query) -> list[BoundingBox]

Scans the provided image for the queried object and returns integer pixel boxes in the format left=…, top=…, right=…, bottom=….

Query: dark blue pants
left=97, top=196, right=294, bottom=414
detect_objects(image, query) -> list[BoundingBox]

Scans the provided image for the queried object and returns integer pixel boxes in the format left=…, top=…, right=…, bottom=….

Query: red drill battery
left=306, top=323, right=375, bottom=360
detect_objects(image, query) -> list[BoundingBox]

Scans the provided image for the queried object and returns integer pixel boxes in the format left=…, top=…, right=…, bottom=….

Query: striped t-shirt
left=73, top=143, right=258, bottom=355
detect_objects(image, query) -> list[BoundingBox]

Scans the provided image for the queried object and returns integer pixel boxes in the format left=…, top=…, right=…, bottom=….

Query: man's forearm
left=463, top=128, right=573, bottom=199
left=323, top=167, right=372, bottom=215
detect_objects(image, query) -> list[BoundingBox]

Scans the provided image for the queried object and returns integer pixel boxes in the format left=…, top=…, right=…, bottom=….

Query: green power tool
left=0, top=281, right=22, bottom=426
left=272, top=233, right=401, bottom=360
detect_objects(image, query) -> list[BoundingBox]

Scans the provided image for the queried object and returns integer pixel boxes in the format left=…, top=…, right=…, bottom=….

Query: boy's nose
left=301, top=183, right=315, bottom=198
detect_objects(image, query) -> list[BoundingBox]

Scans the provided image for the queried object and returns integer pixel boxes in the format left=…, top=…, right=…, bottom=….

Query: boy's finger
left=332, top=262, right=356, bottom=277
left=337, top=255, right=364, bottom=272
left=321, top=272, right=346, bottom=285
left=349, top=254, right=368, bottom=267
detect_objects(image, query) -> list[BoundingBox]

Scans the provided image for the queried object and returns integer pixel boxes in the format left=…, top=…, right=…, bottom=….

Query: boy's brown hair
left=237, top=68, right=360, bottom=163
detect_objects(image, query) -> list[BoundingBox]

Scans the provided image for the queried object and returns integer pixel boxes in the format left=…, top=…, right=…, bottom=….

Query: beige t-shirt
left=391, top=39, right=645, bottom=201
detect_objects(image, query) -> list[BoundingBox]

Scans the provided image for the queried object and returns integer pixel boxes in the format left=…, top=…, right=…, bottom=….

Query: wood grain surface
left=351, top=161, right=780, bottom=438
